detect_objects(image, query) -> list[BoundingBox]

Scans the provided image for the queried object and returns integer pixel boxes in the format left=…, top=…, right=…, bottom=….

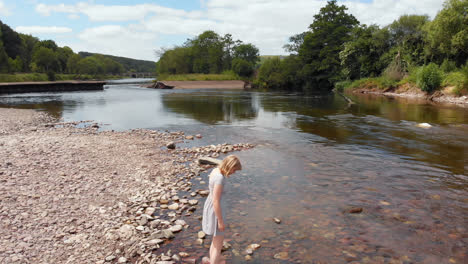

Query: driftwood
left=198, top=157, right=221, bottom=165
left=147, top=81, right=174, bottom=89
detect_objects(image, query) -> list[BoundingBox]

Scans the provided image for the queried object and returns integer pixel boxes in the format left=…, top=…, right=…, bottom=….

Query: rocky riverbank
left=0, top=108, right=253, bottom=264
left=351, top=83, right=468, bottom=107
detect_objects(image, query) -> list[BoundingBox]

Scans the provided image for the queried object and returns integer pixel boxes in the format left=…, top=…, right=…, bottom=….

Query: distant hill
left=79, top=52, right=156, bottom=73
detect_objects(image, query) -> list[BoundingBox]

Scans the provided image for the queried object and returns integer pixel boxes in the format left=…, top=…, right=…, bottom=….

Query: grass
left=0, top=73, right=123, bottom=83
left=157, top=71, right=241, bottom=81
left=339, top=76, right=399, bottom=91
left=443, top=71, right=467, bottom=95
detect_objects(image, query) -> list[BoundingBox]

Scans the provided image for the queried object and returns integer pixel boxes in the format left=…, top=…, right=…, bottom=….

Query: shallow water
left=1, top=84, right=467, bottom=263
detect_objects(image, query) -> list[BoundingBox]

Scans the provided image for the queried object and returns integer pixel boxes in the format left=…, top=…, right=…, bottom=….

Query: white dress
left=202, top=168, right=226, bottom=236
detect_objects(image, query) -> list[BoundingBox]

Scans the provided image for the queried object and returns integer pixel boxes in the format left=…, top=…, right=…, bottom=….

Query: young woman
left=202, top=155, right=242, bottom=264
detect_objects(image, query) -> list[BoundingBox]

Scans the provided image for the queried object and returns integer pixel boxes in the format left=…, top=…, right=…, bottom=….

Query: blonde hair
left=219, top=155, right=242, bottom=177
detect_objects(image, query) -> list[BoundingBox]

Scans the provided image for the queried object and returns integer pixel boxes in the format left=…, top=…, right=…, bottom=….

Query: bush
left=416, top=63, right=442, bottom=92
left=440, top=59, right=457, bottom=73
left=231, top=58, right=254, bottom=78
left=334, top=81, right=352, bottom=92
left=47, top=71, right=56, bottom=81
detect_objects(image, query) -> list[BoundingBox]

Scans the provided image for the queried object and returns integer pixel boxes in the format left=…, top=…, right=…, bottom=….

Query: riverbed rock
left=188, top=199, right=198, bottom=205
left=118, top=224, right=135, bottom=240
left=274, top=252, right=289, bottom=260
left=185, top=136, right=194, bottom=140
left=168, top=203, right=179, bottom=210
left=273, top=217, right=281, bottom=224
left=348, top=207, right=363, bottom=214
left=198, top=157, right=221, bottom=165
left=199, top=190, right=209, bottom=197
left=146, top=239, right=164, bottom=246
left=176, top=252, right=188, bottom=258
left=169, top=225, right=183, bottom=232
left=118, top=257, right=127, bottom=263
left=166, top=142, right=176, bottom=149
left=198, top=231, right=206, bottom=239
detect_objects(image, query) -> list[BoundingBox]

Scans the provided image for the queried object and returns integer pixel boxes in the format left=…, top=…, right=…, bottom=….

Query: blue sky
left=0, top=0, right=445, bottom=61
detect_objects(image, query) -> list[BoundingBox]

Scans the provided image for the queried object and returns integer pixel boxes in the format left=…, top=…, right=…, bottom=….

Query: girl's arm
left=212, top=184, right=225, bottom=231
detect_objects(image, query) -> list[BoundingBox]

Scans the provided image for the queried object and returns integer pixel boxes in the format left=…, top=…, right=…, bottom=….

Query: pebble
left=169, top=225, right=183, bottom=232
left=179, top=252, right=189, bottom=258
left=118, top=257, right=127, bottom=263
left=273, top=217, right=281, bottom=224
left=146, top=239, right=164, bottom=245
left=105, top=255, right=116, bottom=262
left=166, top=142, right=176, bottom=149
left=198, top=231, right=206, bottom=239
left=274, top=252, right=289, bottom=260
left=168, top=203, right=179, bottom=210
left=188, top=199, right=198, bottom=205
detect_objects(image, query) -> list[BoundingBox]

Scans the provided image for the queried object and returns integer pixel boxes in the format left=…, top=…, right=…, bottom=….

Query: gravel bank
left=0, top=108, right=253, bottom=264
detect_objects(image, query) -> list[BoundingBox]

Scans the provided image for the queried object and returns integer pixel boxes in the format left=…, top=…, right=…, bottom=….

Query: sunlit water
left=1, top=83, right=467, bottom=263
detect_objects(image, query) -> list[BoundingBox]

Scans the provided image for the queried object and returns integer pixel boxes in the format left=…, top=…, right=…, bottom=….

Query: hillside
left=79, top=52, right=156, bottom=73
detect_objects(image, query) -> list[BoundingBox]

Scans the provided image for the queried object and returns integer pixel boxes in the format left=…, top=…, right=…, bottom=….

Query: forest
left=255, top=0, right=467, bottom=94
left=0, top=20, right=156, bottom=81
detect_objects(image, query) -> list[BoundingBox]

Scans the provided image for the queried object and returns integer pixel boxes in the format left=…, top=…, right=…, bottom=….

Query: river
left=0, top=80, right=467, bottom=263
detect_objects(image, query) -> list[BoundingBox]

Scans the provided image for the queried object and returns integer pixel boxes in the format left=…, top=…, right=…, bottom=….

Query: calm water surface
left=1, top=82, right=467, bottom=263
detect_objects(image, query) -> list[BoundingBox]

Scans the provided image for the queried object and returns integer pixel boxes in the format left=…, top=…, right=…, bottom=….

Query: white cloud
left=0, top=0, right=11, bottom=16
left=15, top=26, right=72, bottom=34
left=35, top=0, right=446, bottom=58
left=64, top=25, right=158, bottom=61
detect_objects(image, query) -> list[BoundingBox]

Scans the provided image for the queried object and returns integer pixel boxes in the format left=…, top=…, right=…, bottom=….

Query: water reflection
left=162, top=91, right=258, bottom=124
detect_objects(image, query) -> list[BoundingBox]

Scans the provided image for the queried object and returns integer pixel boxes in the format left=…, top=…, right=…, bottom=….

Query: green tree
left=387, top=14, right=429, bottom=66
left=256, top=57, right=284, bottom=89
left=233, top=43, right=259, bottom=65
left=190, top=30, right=224, bottom=73
left=19, top=34, right=39, bottom=71
left=232, top=58, right=254, bottom=77
left=8, top=56, right=23, bottom=72
left=0, top=20, right=22, bottom=59
left=56, top=46, right=74, bottom=73
left=66, top=54, right=82, bottom=74
left=340, top=25, right=391, bottom=80
left=76, top=56, right=100, bottom=75
left=424, top=0, right=468, bottom=65
left=32, top=46, right=57, bottom=72
left=298, top=0, right=359, bottom=91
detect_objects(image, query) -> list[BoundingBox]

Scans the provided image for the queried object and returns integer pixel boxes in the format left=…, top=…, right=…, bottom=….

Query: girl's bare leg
left=209, top=235, right=225, bottom=264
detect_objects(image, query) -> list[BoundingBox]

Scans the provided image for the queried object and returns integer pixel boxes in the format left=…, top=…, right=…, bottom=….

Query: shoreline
left=350, top=84, right=468, bottom=107
left=148, top=80, right=246, bottom=89
left=0, top=107, right=253, bottom=263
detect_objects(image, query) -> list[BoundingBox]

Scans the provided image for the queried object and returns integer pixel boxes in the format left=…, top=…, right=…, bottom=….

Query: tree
left=233, top=44, right=259, bottom=65
left=66, top=54, right=81, bottom=74
left=424, top=0, right=468, bottom=65
left=0, top=20, right=22, bottom=59
left=76, top=56, right=100, bottom=75
left=19, top=34, right=39, bottom=72
left=256, top=57, right=284, bottom=89
left=340, top=25, right=391, bottom=80
left=32, top=46, right=56, bottom=72
left=232, top=58, right=254, bottom=77
left=56, top=46, right=74, bottom=73
left=387, top=15, right=429, bottom=66
left=190, top=30, right=224, bottom=73
left=283, top=32, right=307, bottom=54
left=298, top=0, right=359, bottom=91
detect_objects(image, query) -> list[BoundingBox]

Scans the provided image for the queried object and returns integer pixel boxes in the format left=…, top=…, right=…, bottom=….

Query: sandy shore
left=0, top=108, right=252, bottom=263
left=161, top=80, right=245, bottom=89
